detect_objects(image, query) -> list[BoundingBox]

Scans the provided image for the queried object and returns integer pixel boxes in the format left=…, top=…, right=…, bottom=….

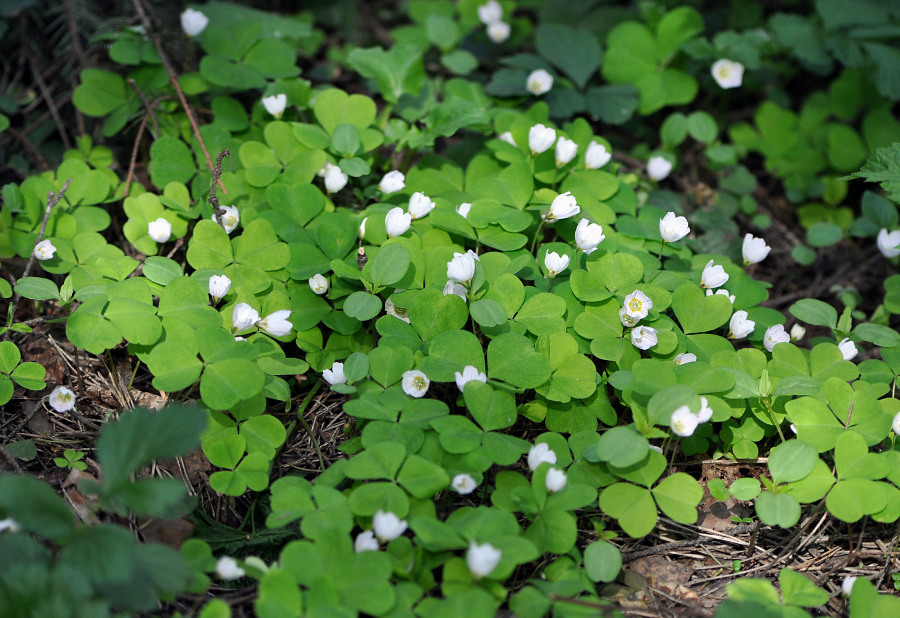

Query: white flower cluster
left=382, top=189, right=436, bottom=238
left=477, top=0, right=510, bottom=43
left=231, top=302, right=293, bottom=337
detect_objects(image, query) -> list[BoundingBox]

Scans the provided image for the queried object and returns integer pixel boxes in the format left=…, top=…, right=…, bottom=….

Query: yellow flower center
left=628, top=299, right=642, bottom=312
left=413, top=376, right=426, bottom=389
left=395, top=306, right=407, bottom=316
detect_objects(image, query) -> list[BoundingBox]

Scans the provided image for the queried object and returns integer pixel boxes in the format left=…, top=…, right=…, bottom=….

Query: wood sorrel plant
left=3, top=1, right=900, bottom=616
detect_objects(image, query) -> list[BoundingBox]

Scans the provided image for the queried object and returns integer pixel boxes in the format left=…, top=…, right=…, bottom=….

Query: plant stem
left=647, top=240, right=667, bottom=284
left=530, top=218, right=546, bottom=255
left=294, top=381, right=325, bottom=471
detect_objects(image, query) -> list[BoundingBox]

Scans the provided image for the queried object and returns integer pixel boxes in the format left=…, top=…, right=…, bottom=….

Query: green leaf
left=487, top=333, right=552, bottom=389
left=347, top=44, right=425, bottom=104
left=582, top=426, right=649, bottom=468
left=73, top=68, right=128, bottom=117
left=594, top=252, right=643, bottom=293
left=396, top=454, right=449, bottom=499
left=535, top=24, right=602, bottom=89
left=768, top=439, right=818, bottom=485
left=14, top=276, right=59, bottom=300
left=187, top=220, right=234, bottom=270
left=515, top=292, right=566, bottom=336
left=0, top=340, right=21, bottom=373
left=368, top=345, right=414, bottom=388
left=671, top=284, right=733, bottom=334
left=149, top=137, right=196, bottom=189
left=344, top=291, right=383, bottom=321
left=408, top=288, right=468, bottom=342
left=779, top=568, right=829, bottom=608
left=464, top=381, right=516, bottom=432
left=755, top=491, right=800, bottom=527
left=201, top=358, right=266, bottom=410
left=599, top=482, right=657, bottom=538
left=0, top=474, right=75, bottom=541
left=584, top=540, right=622, bottom=583
left=826, top=479, right=888, bottom=523
left=369, top=243, right=411, bottom=288
left=469, top=298, right=507, bottom=327
left=788, top=299, right=837, bottom=328
left=652, top=472, right=703, bottom=523
left=234, top=218, right=290, bottom=271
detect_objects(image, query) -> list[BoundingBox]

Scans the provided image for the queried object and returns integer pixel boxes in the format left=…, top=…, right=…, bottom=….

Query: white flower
left=443, top=280, right=468, bottom=301
left=498, top=131, right=516, bottom=146
left=208, top=275, right=232, bottom=301
left=631, top=325, right=658, bottom=350
left=33, top=239, right=56, bottom=261
left=619, top=307, right=638, bottom=328
left=838, top=338, right=858, bottom=361
left=526, top=69, right=554, bottom=96
left=790, top=424, right=798, bottom=435
left=359, top=217, right=367, bottom=240
left=555, top=137, right=578, bottom=168
left=0, top=518, right=21, bottom=533
left=878, top=228, right=900, bottom=258
left=232, top=303, right=259, bottom=332
left=385, top=207, right=412, bottom=238
left=647, top=155, right=673, bottom=181
left=671, top=406, right=699, bottom=437
left=649, top=445, right=663, bottom=454
left=324, top=164, right=349, bottom=193
left=544, top=191, right=580, bottom=221
left=659, top=212, right=690, bottom=242
left=544, top=251, right=569, bottom=278
left=447, top=252, right=477, bottom=285
left=354, top=530, right=379, bottom=553
left=700, top=260, right=729, bottom=289
left=378, top=170, right=405, bottom=194
left=467, top=541, right=502, bottom=579
left=697, top=396, right=713, bottom=423
left=742, top=234, right=771, bottom=265
left=212, top=205, right=240, bottom=234
left=323, top=361, right=346, bottom=385
left=674, top=353, right=697, bottom=365
left=790, top=324, right=806, bottom=342
left=574, top=219, right=604, bottom=254
left=180, top=8, right=209, bottom=37
left=527, top=442, right=557, bottom=471
left=528, top=124, right=556, bottom=154
left=841, top=575, right=858, bottom=597
left=728, top=311, right=756, bottom=339
left=262, top=94, right=287, bottom=119
left=408, top=192, right=436, bottom=220
left=384, top=298, right=411, bottom=323
left=257, top=310, right=292, bottom=337
left=893, top=410, right=900, bottom=435
left=477, top=0, right=503, bottom=24
left=763, top=324, right=790, bottom=352
left=402, top=369, right=430, bottom=398
left=455, top=365, right=487, bottom=392
left=309, top=274, right=329, bottom=295
left=622, top=290, right=652, bottom=321
left=215, top=556, right=245, bottom=581
left=545, top=468, right=567, bottom=493
left=456, top=202, right=472, bottom=218
left=148, top=218, right=172, bottom=243
left=706, top=288, right=735, bottom=303
left=711, top=59, right=745, bottom=90
left=48, top=385, right=76, bottom=413
left=487, top=21, right=511, bottom=43
left=585, top=141, right=612, bottom=169
left=373, top=510, right=407, bottom=543
left=451, top=473, right=478, bottom=495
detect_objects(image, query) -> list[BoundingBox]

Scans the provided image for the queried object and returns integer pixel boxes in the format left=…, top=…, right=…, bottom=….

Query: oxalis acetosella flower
left=841, top=576, right=858, bottom=597
left=33, top=239, right=56, bottom=261
left=647, top=155, right=673, bottom=181
left=877, top=228, right=900, bottom=258
left=401, top=369, right=430, bottom=398
left=148, top=218, right=172, bottom=243
left=384, top=298, right=411, bottom=323
left=555, top=137, right=577, bottom=168
left=455, top=365, right=487, bottom=392
left=622, top=290, right=652, bottom=322
left=527, top=442, right=557, bottom=471
left=372, top=510, right=408, bottom=543
left=467, top=541, right=502, bottom=579
left=742, top=234, right=771, bottom=265
left=711, top=59, right=745, bottom=90
left=208, top=275, right=231, bottom=302
left=456, top=202, right=472, bottom=218
left=544, top=191, right=580, bottom=221
left=323, top=163, right=349, bottom=193
left=215, top=556, right=245, bottom=581
left=544, top=251, right=569, bottom=278
left=697, top=396, right=714, bottom=423
left=48, top=385, right=76, bottom=413
left=378, top=170, right=405, bottom=194
left=354, top=530, right=379, bottom=553
left=262, top=94, right=287, bottom=119
left=180, top=8, right=209, bottom=37
left=659, top=212, right=690, bottom=242
left=232, top=303, right=259, bottom=332
left=308, top=273, right=329, bottom=295
left=707, top=288, right=735, bottom=303
left=574, top=219, right=604, bottom=254
left=670, top=406, right=699, bottom=437
left=700, top=260, right=729, bottom=289
left=408, top=192, right=435, bottom=220
left=673, top=352, right=697, bottom=365
left=385, top=207, right=411, bottom=238
left=487, top=21, right=510, bottom=43
left=893, top=410, right=900, bottom=436
left=631, top=325, right=658, bottom=350
left=451, top=473, right=478, bottom=495
left=443, top=280, right=468, bottom=301
left=585, top=141, right=612, bottom=169
left=763, top=324, right=791, bottom=352
left=528, top=124, right=556, bottom=155
left=0, top=518, right=21, bottom=533
left=212, top=205, right=240, bottom=234
left=477, top=0, right=503, bottom=25
left=526, top=69, right=553, bottom=96
left=790, top=324, right=806, bottom=342
left=545, top=468, right=567, bottom=493
left=256, top=310, right=292, bottom=337
left=322, top=361, right=346, bottom=385
left=498, top=131, right=516, bottom=146
left=447, top=251, right=477, bottom=286
left=728, top=310, right=755, bottom=339
left=838, top=338, right=858, bottom=361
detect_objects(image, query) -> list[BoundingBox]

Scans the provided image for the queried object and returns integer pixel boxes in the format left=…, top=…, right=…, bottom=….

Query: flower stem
left=530, top=218, right=546, bottom=256
left=648, top=240, right=667, bottom=283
